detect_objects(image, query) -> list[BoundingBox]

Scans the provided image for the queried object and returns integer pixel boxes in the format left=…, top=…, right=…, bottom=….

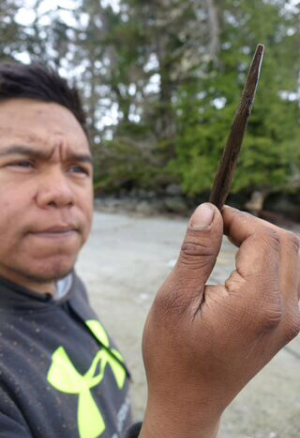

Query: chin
left=25, top=257, right=77, bottom=283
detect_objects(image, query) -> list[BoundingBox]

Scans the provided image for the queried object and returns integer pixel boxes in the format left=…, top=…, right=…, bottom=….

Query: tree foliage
left=172, top=0, right=300, bottom=197
left=1, top=0, right=299, bottom=202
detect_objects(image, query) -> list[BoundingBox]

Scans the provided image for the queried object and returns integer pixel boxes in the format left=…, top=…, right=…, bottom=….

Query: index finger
left=223, top=205, right=300, bottom=302
left=223, top=205, right=281, bottom=276
left=222, top=205, right=277, bottom=246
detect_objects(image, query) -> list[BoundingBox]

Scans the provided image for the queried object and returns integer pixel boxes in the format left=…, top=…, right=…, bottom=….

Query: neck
left=0, top=268, right=55, bottom=296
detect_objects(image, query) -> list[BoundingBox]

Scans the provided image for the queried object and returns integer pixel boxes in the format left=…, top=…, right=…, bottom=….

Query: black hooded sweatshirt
left=0, top=271, right=142, bottom=438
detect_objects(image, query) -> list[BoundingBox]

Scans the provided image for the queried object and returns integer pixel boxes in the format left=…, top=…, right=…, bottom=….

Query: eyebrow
left=0, top=145, right=93, bottom=165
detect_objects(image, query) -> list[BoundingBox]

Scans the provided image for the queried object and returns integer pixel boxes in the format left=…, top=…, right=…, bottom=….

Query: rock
left=165, top=184, right=182, bottom=196
left=129, top=189, right=138, bottom=198
left=266, top=194, right=298, bottom=214
left=150, top=199, right=166, bottom=213
left=94, top=198, right=102, bottom=210
left=95, top=195, right=189, bottom=216
left=145, top=191, right=156, bottom=199
left=137, top=189, right=148, bottom=198
left=136, top=201, right=153, bottom=216
left=94, top=197, right=138, bottom=213
left=123, top=198, right=139, bottom=212
left=163, top=196, right=188, bottom=214
left=245, top=191, right=265, bottom=215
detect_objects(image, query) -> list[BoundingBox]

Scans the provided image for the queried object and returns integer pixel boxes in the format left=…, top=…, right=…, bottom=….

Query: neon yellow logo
left=47, top=320, right=126, bottom=438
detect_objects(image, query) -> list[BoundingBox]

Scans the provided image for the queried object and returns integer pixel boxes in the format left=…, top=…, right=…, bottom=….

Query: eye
left=8, top=160, right=34, bottom=169
left=69, top=165, right=90, bottom=176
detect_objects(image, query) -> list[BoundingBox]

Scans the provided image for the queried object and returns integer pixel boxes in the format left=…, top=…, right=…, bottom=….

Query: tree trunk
left=203, top=0, right=220, bottom=67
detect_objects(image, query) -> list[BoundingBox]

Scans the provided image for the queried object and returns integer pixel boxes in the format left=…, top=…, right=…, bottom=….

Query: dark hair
left=0, top=61, right=89, bottom=139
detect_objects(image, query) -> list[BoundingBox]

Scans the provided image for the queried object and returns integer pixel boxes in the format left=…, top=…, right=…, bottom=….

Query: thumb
left=169, top=203, right=223, bottom=308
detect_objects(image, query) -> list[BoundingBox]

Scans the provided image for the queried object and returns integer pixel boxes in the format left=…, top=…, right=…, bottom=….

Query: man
left=0, top=61, right=299, bottom=438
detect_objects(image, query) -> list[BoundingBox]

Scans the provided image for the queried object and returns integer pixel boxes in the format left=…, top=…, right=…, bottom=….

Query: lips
left=27, top=224, right=80, bottom=239
left=38, top=226, right=78, bottom=233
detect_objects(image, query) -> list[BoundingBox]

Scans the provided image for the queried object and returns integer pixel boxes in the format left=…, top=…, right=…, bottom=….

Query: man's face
left=0, top=99, right=94, bottom=293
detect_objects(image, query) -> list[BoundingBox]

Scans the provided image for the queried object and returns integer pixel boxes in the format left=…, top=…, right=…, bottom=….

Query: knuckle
left=285, top=310, right=300, bottom=342
left=225, top=271, right=245, bottom=293
left=263, top=228, right=281, bottom=250
left=284, top=231, right=300, bottom=253
left=180, top=241, right=215, bottom=266
left=254, top=297, right=283, bottom=333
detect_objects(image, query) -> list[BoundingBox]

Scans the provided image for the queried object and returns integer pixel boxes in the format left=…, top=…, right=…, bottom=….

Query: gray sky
left=16, top=0, right=121, bottom=26
left=14, top=0, right=299, bottom=128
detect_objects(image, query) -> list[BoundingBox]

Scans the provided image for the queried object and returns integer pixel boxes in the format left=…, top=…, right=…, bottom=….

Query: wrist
left=138, top=400, right=222, bottom=438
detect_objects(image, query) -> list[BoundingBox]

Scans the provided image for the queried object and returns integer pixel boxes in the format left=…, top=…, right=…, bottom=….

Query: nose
left=36, top=168, right=75, bottom=209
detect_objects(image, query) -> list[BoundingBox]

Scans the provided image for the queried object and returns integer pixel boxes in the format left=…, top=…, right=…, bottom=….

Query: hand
left=139, top=204, right=300, bottom=438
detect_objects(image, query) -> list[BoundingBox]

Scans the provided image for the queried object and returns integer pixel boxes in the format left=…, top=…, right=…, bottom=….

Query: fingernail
left=190, top=203, right=214, bottom=229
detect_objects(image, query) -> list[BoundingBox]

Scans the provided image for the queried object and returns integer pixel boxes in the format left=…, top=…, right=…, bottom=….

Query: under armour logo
left=47, top=320, right=126, bottom=438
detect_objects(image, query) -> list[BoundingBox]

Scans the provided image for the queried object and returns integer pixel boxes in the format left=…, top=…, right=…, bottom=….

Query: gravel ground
left=76, top=211, right=300, bottom=438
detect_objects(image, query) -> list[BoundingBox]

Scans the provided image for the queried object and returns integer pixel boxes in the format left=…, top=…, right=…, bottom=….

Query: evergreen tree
left=171, top=0, right=300, bottom=199
left=1, top=0, right=299, bottom=202
left=0, top=0, right=24, bottom=61
left=90, top=0, right=220, bottom=192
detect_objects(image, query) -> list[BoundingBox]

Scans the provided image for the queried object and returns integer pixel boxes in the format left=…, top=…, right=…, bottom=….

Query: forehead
left=0, top=99, right=90, bottom=154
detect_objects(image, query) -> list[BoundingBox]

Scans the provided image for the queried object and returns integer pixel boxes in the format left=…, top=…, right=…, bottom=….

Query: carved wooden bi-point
left=209, top=44, right=265, bottom=210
